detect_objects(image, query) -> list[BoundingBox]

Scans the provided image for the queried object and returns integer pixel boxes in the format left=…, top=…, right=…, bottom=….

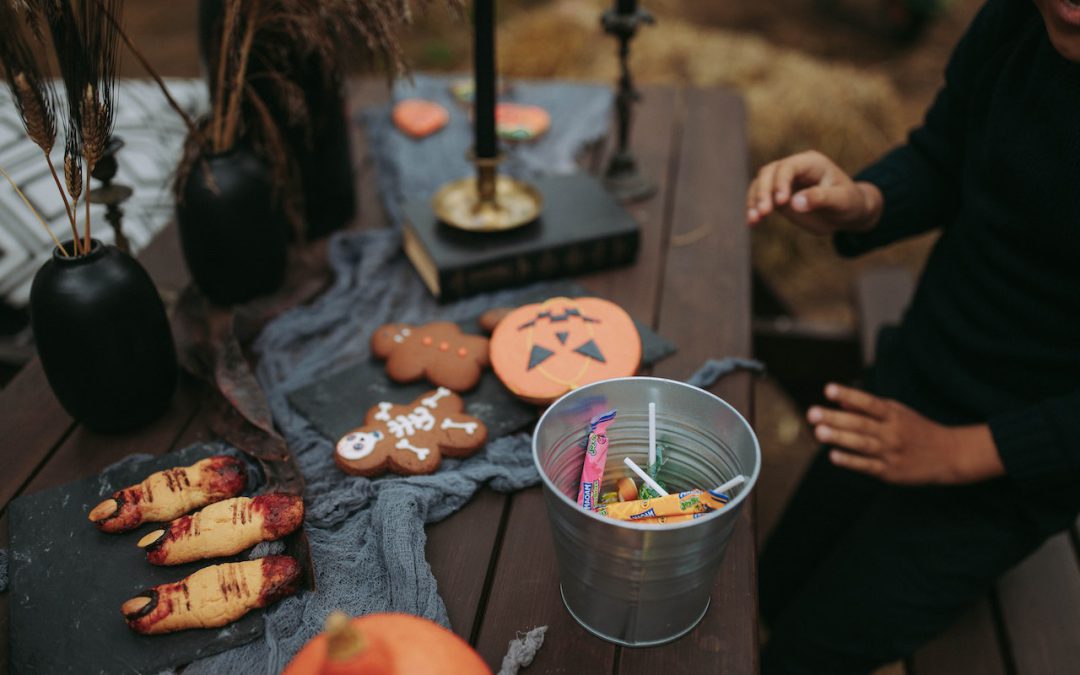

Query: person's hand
left=746, top=150, right=883, bottom=235
left=807, top=383, right=1006, bottom=485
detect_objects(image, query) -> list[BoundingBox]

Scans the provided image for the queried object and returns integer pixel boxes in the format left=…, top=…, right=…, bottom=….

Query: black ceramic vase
left=176, top=145, right=288, bottom=305
left=30, top=240, right=178, bottom=433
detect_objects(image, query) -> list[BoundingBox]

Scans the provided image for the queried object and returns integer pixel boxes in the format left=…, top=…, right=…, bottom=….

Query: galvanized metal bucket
left=532, top=376, right=761, bottom=646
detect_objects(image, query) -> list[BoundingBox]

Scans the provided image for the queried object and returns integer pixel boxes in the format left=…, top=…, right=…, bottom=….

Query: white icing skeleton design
left=421, top=387, right=452, bottom=408
left=396, top=438, right=431, bottom=461
left=386, top=406, right=436, bottom=437
left=440, top=418, right=478, bottom=434
left=335, top=388, right=486, bottom=475
left=373, top=402, right=393, bottom=422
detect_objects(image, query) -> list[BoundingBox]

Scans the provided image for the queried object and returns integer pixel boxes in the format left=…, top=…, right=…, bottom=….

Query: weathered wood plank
left=21, top=374, right=203, bottom=495
left=997, top=532, right=1080, bottom=675
left=619, top=86, right=755, bottom=675
left=855, top=266, right=915, bottom=366
left=580, top=84, right=679, bottom=316
left=0, top=363, right=74, bottom=507
left=425, top=489, right=508, bottom=640
left=473, top=86, right=686, bottom=672
left=473, top=487, right=618, bottom=673
left=909, top=597, right=1006, bottom=675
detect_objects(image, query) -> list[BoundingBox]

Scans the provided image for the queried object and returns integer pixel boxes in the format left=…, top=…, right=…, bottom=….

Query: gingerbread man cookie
left=335, top=387, right=488, bottom=477
left=371, top=321, right=490, bottom=392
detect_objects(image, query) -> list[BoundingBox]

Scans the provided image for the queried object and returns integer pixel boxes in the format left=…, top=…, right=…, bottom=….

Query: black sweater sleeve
left=834, top=0, right=1011, bottom=257
left=990, top=391, right=1080, bottom=489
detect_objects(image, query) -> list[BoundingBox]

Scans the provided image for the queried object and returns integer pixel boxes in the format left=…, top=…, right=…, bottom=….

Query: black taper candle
left=474, top=0, right=497, bottom=159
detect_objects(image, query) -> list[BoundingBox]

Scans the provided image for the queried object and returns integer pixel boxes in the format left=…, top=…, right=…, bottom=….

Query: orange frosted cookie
left=489, top=297, right=641, bottom=405
left=392, top=99, right=449, bottom=139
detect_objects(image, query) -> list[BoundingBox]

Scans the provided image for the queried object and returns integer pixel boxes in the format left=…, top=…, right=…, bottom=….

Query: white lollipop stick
left=712, top=475, right=747, bottom=496
left=648, top=402, right=657, bottom=468
left=623, top=456, right=669, bottom=497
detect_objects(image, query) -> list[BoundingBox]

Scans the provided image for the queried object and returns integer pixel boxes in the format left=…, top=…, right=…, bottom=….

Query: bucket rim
left=531, top=375, right=762, bottom=531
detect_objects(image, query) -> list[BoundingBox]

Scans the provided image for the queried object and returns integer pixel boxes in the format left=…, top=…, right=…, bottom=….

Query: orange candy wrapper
left=596, top=489, right=730, bottom=522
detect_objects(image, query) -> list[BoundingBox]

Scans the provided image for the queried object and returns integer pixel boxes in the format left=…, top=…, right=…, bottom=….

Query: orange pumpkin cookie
left=490, top=297, right=641, bottom=405
left=392, top=99, right=449, bottom=139
left=335, top=387, right=487, bottom=477
left=371, top=321, right=490, bottom=392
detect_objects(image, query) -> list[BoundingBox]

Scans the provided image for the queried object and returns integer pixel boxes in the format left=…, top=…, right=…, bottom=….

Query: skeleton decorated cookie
left=334, top=387, right=488, bottom=477
left=371, top=321, right=490, bottom=392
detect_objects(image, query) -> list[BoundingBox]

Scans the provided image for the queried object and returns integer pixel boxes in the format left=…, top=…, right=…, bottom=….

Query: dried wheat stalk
left=0, top=0, right=78, bottom=252
left=72, top=0, right=122, bottom=253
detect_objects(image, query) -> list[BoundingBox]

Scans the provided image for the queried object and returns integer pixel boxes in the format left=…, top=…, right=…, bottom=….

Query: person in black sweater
left=746, top=0, right=1080, bottom=672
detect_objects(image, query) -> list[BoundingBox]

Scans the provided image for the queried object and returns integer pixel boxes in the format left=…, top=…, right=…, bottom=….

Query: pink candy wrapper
left=576, top=409, right=617, bottom=510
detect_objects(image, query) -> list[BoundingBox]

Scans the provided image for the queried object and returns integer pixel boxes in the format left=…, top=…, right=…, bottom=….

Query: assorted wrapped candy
left=596, top=489, right=730, bottom=522
left=573, top=405, right=741, bottom=524
left=576, top=410, right=617, bottom=510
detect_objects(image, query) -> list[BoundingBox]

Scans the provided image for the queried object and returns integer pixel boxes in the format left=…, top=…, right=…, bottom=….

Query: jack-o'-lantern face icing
left=490, top=297, right=641, bottom=404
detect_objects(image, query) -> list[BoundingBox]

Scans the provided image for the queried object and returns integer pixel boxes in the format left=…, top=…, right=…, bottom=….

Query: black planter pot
left=176, top=145, right=289, bottom=305
left=198, top=0, right=357, bottom=239
left=30, top=240, right=178, bottom=433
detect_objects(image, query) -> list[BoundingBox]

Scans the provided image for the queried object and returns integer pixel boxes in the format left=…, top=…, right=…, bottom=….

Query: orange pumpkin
left=283, top=612, right=491, bottom=675
left=490, top=297, right=641, bottom=405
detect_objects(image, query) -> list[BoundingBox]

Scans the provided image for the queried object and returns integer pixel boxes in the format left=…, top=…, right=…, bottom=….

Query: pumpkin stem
left=325, top=611, right=365, bottom=662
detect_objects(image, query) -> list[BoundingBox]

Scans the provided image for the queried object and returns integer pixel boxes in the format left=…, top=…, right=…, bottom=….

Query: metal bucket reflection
left=532, top=376, right=761, bottom=646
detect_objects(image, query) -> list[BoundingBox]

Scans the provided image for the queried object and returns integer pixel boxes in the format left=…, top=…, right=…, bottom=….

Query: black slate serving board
left=7, top=443, right=304, bottom=675
left=287, top=282, right=676, bottom=443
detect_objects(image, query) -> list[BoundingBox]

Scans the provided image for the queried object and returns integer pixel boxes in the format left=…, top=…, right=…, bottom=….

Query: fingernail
left=748, top=208, right=758, bottom=221
left=775, top=190, right=787, bottom=203
left=792, top=194, right=808, bottom=211
left=825, top=383, right=838, bottom=398
left=807, top=407, right=822, bottom=422
left=816, top=425, right=831, bottom=441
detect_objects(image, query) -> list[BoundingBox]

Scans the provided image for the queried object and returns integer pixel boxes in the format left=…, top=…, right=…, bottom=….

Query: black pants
left=759, top=336, right=1078, bottom=674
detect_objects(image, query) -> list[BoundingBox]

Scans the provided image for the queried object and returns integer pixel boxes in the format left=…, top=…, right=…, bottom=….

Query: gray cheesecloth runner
left=187, top=75, right=617, bottom=674
left=0, top=76, right=761, bottom=673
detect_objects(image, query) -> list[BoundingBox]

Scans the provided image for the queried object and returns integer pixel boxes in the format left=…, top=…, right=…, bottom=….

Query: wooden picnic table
left=0, top=80, right=755, bottom=674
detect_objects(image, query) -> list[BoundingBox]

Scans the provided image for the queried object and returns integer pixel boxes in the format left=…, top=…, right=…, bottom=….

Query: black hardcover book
left=402, top=172, right=640, bottom=302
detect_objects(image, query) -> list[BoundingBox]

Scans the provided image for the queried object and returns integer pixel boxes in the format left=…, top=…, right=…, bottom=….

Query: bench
left=856, top=267, right=1080, bottom=675
left=753, top=266, right=1080, bottom=674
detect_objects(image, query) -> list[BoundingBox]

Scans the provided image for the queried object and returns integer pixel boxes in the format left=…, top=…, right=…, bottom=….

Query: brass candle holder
left=432, top=154, right=542, bottom=232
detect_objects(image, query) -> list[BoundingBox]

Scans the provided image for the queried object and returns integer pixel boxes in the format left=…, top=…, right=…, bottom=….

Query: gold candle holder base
left=432, top=155, right=542, bottom=232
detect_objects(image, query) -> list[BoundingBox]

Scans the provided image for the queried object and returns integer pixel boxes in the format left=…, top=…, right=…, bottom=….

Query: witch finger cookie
left=335, top=387, right=488, bottom=477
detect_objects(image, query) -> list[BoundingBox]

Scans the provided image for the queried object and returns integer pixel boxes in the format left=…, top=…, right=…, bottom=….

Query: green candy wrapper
left=638, top=445, right=667, bottom=499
